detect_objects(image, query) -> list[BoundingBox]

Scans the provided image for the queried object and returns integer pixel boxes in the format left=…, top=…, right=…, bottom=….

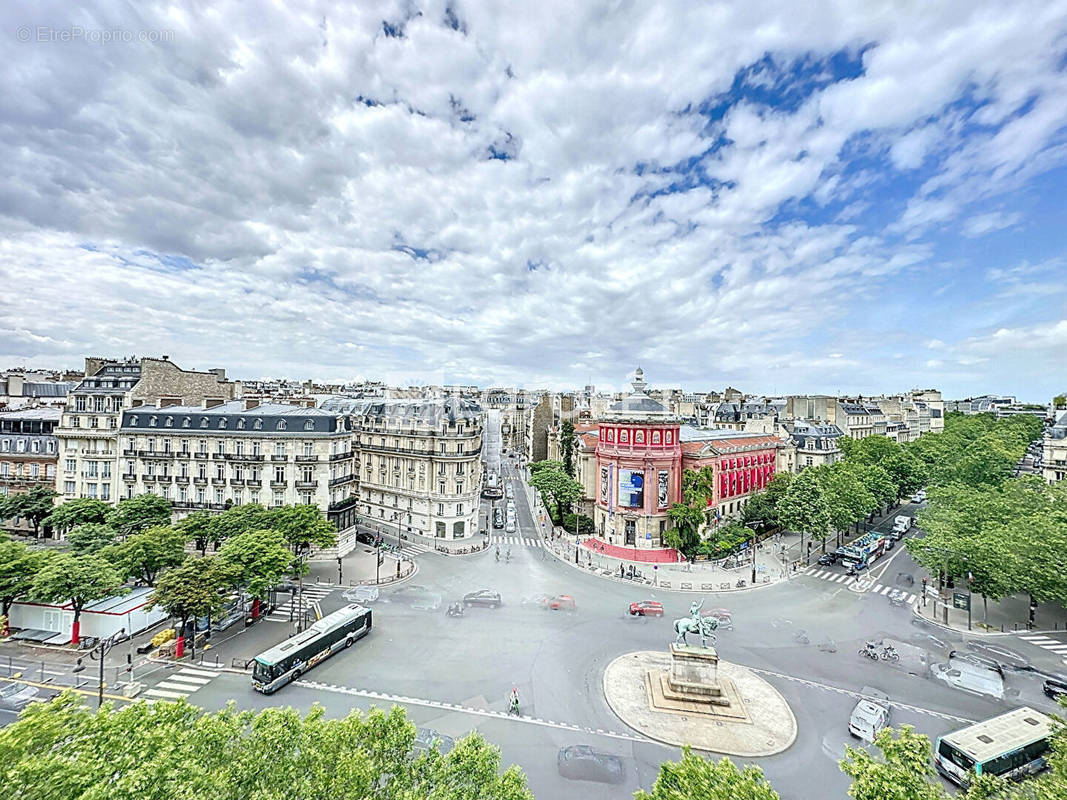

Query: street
left=43, top=469, right=1067, bottom=799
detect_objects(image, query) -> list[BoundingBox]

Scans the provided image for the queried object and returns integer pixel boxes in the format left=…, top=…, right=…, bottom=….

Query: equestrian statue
left=673, top=599, right=718, bottom=647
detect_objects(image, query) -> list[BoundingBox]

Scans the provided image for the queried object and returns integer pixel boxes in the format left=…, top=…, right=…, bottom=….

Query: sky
left=0, top=1, right=1065, bottom=400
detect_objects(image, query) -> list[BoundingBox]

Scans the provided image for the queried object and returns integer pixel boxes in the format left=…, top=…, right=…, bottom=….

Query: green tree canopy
left=218, top=529, right=293, bottom=600
left=635, top=747, right=779, bottom=800
left=108, top=525, right=187, bottom=585
left=272, top=504, right=338, bottom=556
left=0, top=539, right=45, bottom=626
left=1, top=486, right=59, bottom=537
left=67, top=522, right=117, bottom=554
left=176, top=510, right=215, bottom=555
left=560, top=419, right=576, bottom=477
left=777, top=467, right=832, bottom=551
left=0, top=695, right=534, bottom=800
left=148, top=556, right=231, bottom=636
left=840, top=726, right=949, bottom=800
left=206, top=503, right=277, bottom=549
left=528, top=462, right=584, bottom=522
left=43, top=498, right=111, bottom=534
left=30, top=553, right=124, bottom=640
left=106, top=494, right=172, bottom=539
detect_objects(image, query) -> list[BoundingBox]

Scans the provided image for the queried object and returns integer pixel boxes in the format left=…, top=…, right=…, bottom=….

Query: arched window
left=149, top=416, right=157, bottom=427
left=130, top=415, right=139, bottom=426
left=219, top=418, right=228, bottom=429
left=253, top=418, right=262, bottom=430
left=165, top=416, right=173, bottom=427
left=200, top=417, right=209, bottom=428
left=277, top=420, right=287, bottom=431
left=237, top=419, right=246, bottom=430
left=182, top=417, right=191, bottom=428
left=304, top=419, right=314, bottom=431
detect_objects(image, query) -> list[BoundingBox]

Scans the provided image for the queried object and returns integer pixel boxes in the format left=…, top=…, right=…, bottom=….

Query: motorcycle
left=446, top=602, right=464, bottom=618
left=735, top=578, right=747, bottom=588
left=859, top=645, right=879, bottom=661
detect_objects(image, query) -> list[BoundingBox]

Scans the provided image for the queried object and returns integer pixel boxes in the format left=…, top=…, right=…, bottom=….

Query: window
left=46, top=465, right=55, bottom=479
left=149, top=416, right=157, bottom=427
left=215, top=489, right=224, bottom=504
left=273, top=491, right=284, bottom=507
left=304, top=419, right=314, bottom=431
left=65, top=458, right=76, bottom=472
left=277, top=420, right=287, bottom=431
left=65, top=480, right=75, bottom=494
left=303, top=442, right=313, bottom=457
left=235, top=441, right=244, bottom=456
left=457, top=503, right=463, bottom=515
left=87, top=484, right=97, bottom=499
left=179, top=487, right=188, bottom=502
left=252, top=441, right=261, bottom=456
left=237, top=419, right=245, bottom=430
left=219, top=418, right=228, bottom=429
left=301, top=466, right=314, bottom=483
left=216, top=441, right=225, bottom=455
left=182, top=417, right=191, bottom=428
left=275, top=443, right=286, bottom=457
left=196, top=488, right=206, bottom=503
left=300, top=491, right=312, bottom=505
left=274, top=466, right=286, bottom=483
left=438, top=503, right=444, bottom=515
left=200, top=418, right=209, bottom=428
left=165, top=416, right=173, bottom=428
left=216, top=464, right=225, bottom=481
left=253, top=418, right=262, bottom=430
left=101, top=484, right=110, bottom=501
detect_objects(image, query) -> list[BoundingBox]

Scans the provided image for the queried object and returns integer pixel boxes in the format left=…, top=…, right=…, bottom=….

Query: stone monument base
left=604, top=651, right=797, bottom=757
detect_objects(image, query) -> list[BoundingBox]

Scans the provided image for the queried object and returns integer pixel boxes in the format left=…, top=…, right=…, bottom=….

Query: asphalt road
left=71, top=470, right=1067, bottom=798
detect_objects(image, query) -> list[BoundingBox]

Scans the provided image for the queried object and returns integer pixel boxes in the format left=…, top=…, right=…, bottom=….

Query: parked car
left=629, top=600, right=664, bottom=617
left=505, top=520, right=516, bottom=533
left=557, top=745, right=625, bottom=784
left=817, top=553, right=838, bottom=566
left=463, top=590, right=502, bottom=608
left=0, top=681, right=40, bottom=711
left=1043, top=677, right=1067, bottom=701
left=343, top=585, right=380, bottom=604
left=355, top=530, right=383, bottom=546
left=849, top=687, right=891, bottom=743
left=414, top=727, right=455, bottom=754
left=505, top=485, right=514, bottom=499
left=699, top=608, right=734, bottom=629
left=543, top=595, right=576, bottom=612
left=493, top=509, right=504, bottom=529
left=911, top=490, right=927, bottom=503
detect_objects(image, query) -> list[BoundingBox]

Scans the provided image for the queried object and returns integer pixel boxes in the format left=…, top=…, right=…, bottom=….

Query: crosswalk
left=144, top=666, right=219, bottom=702
left=1017, top=633, right=1067, bottom=663
left=266, top=585, right=337, bottom=622
left=802, top=567, right=918, bottom=604
left=489, top=533, right=544, bottom=548
left=399, top=540, right=432, bottom=558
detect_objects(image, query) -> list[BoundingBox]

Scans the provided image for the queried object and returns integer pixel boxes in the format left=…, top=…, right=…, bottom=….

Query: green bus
left=935, top=707, right=1056, bottom=787
left=252, top=603, right=372, bottom=694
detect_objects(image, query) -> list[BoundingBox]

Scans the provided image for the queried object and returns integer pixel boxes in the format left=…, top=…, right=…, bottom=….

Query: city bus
left=934, top=706, right=1056, bottom=786
left=251, top=603, right=372, bottom=694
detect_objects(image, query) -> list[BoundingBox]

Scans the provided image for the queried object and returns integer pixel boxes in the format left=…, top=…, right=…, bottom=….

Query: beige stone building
left=1043, top=411, right=1067, bottom=484
left=322, top=397, right=484, bottom=540
left=55, top=357, right=238, bottom=505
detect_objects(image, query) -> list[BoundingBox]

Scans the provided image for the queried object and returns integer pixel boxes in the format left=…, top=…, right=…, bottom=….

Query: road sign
left=645, top=532, right=651, bottom=539
left=952, top=592, right=971, bottom=611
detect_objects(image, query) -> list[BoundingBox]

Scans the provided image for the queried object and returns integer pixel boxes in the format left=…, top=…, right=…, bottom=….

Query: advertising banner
left=618, top=469, right=644, bottom=508
left=657, top=470, right=669, bottom=508
left=600, top=466, right=609, bottom=504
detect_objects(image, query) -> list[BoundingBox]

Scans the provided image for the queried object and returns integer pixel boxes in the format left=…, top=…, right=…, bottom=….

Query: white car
left=505, top=520, right=516, bottom=533
left=505, top=485, right=514, bottom=500
left=343, top=585, right=379, bottom=603
left=911, top=490, right=927, bottom=503
left=848, top=687, right=890, bottom=743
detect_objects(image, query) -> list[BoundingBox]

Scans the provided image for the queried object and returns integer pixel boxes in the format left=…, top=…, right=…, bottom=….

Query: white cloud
left=0, top=0, right=1063, bottom=399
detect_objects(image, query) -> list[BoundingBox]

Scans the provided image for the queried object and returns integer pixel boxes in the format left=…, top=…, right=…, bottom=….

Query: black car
left=463, top=590, right=502, bottom=608
left=557, top=745, right=625, bottom=784
left=817, top=553, right=837, bottom=566
left=356, top=530, right=383, bottom=546
left=1043, top=678, right=1067, bottom=701
left=493, top=509, right=504, bottom=529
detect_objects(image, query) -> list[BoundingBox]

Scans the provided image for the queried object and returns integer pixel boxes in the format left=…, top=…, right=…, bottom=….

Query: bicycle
left=859, top=646, right=879, bottom=661
left=880, top=645, right=899, bottom=662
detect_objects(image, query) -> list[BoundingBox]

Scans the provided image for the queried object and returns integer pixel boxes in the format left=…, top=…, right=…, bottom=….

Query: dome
left=606, top=368, right=675, bottom=419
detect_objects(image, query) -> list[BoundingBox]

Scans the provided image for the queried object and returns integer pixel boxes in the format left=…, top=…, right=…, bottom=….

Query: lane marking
left=295, top=679, right=648, bottom=743
left=177, top=667, right=220, bottom=678
left=144, top=688, right=186, bottom=699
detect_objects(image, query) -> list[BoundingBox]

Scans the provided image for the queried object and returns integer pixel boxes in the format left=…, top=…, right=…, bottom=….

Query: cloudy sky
left=1, top=1, right=1065, bottom=399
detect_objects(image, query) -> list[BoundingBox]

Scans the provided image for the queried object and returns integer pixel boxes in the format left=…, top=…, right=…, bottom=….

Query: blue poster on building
left=618, top=469, right=644, bottom=508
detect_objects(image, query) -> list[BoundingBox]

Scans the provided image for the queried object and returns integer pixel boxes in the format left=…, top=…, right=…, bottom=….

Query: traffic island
left=603, top=650, right=796, bottom=757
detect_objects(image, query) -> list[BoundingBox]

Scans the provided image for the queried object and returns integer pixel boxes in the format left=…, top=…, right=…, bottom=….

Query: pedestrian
left=508, top=688, right=520, bottom=715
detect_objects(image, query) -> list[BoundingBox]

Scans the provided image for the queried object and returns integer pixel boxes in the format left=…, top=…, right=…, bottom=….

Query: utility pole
left=73, top=628, right=126, bottom=708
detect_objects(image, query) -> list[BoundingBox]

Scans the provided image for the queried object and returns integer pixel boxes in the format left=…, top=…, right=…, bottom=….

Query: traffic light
left=947, top=575, right=955, bottom=589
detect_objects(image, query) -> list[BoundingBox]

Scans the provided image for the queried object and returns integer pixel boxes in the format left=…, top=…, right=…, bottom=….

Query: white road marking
left=177, top=667, right=220, bottom=678
left=144, top=688, right=186, bottom=699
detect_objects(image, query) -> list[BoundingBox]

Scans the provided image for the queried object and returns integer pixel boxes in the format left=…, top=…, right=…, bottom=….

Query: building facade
left=55, top=357, right=238, bottom=506
left=1043, top=410, right=1067, bottom=484
left=0, top=408, right=60, bottom=534
left=322, top=396, right=484, bottom=541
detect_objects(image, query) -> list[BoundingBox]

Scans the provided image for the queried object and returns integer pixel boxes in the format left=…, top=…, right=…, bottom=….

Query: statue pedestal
left=647, top=643, right=733, bottom=710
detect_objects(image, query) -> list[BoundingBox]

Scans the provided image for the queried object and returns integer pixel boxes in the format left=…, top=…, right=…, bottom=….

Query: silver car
left=0, top=681, right=40, bottom=711
left=343, top=585, right=380, bottom=603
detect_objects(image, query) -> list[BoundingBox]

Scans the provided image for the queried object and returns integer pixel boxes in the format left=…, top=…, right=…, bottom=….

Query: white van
left=848, top=687, right=891, bottom=743
left=505, top=484, right=514, bottom=500
left=933, top=658, right=1005, bottom=700
left=891, top=516, right=911, bottom=538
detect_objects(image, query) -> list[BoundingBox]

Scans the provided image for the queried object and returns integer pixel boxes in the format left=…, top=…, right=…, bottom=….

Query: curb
left=542, top=538, right=787, bottom=595
left=908, top=599, right=1011, bottom=638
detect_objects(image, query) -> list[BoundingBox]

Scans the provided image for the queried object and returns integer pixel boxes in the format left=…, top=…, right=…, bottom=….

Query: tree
left=528, top=463, right=584, bottom=522
left=777, top=467, right=832, bottom=555
left=0, top=539, right=44, bottom=634
left=667, top=502, right=705, bottom=556
left=272, top=504, right=338, bottom=557
left=176, top=510, right=214, bottom=555
left=0, top=695, right=535, bottom=800
left=218, top=529, right=292, bottom=602
left=560, top=419, right=576, bottom=477
left=30, top=553, right=124, bottom=644
left=635, top=747, right=779, bottom=800
left=67, top=522, right=117, bottom=554
left=106, top=494, right=172, bottom=540
left=148, top=556, right=231, bottom=644
left=840, top=726, right=949, bottom=800
left=820, top=463, right=876, bottom=545
left=43, top=498, right=111, bottom=534
left=205, top=503, right=277, bottom=549
left=741, top=471, right=794, bottom=531
left=857, top=465, right=896, bottom=512
left=2, top=486, right=59, bottom=538
left=109, top=525, right=187, bottom=585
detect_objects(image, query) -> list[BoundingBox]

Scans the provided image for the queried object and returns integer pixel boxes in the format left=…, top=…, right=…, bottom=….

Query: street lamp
left=73, top=628, right=126, bottom=708
left=744, top=519, right=764, bottom=586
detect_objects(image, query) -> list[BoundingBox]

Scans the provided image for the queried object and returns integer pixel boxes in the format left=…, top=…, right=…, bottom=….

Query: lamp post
left=744, top=520, right=764, bottom=586
left=73, top=628, right=126, bottom=709
left=392, top=512, right=402, bottom=578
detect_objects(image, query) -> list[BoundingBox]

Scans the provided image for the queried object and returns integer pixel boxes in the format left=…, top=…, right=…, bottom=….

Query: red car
left=629, top=600, right=664, bottom=617
left=543, top=594, right=576, bottom=611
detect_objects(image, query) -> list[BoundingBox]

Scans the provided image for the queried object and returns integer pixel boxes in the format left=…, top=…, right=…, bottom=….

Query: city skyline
left=1, top=2, right=1065, bottom=399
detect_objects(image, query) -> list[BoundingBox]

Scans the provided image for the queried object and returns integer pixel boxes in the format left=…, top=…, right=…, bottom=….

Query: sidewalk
left=304, top=537, right=415, bottom=587
left=911, top=589, right=1067, bottom=636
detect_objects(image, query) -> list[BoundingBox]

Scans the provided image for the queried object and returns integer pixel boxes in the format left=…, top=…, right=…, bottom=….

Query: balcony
left=295, top=455, right=320, bottom=463
left=138, top=450, right=176, bottom=459
left=328, top=496, right=359, bottom=512
left=329, top=451, right=353, bottom=461
left=230, top=479, right=245, bottom=486
left=122, top=473, right=136, bottom=481
left=295, top=480, right=318, bottom=489
left=122, top=449, right=137, bottom=457
left=246, top=479, right=262, bottom=488
left=329, top=475, right=357, bottom=487
left=232, top=453, right=264, bottom=462
left=170, top=500, right=228, bottom=511
left=143, top=475, right=156, bottom=482
left=270, top=480, right=288, bottom=488
left=175, top=476, right=190, bottom=485
left=194, top=452, right=209, bottom=459
left=270, top=455, right=288, bottom=462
